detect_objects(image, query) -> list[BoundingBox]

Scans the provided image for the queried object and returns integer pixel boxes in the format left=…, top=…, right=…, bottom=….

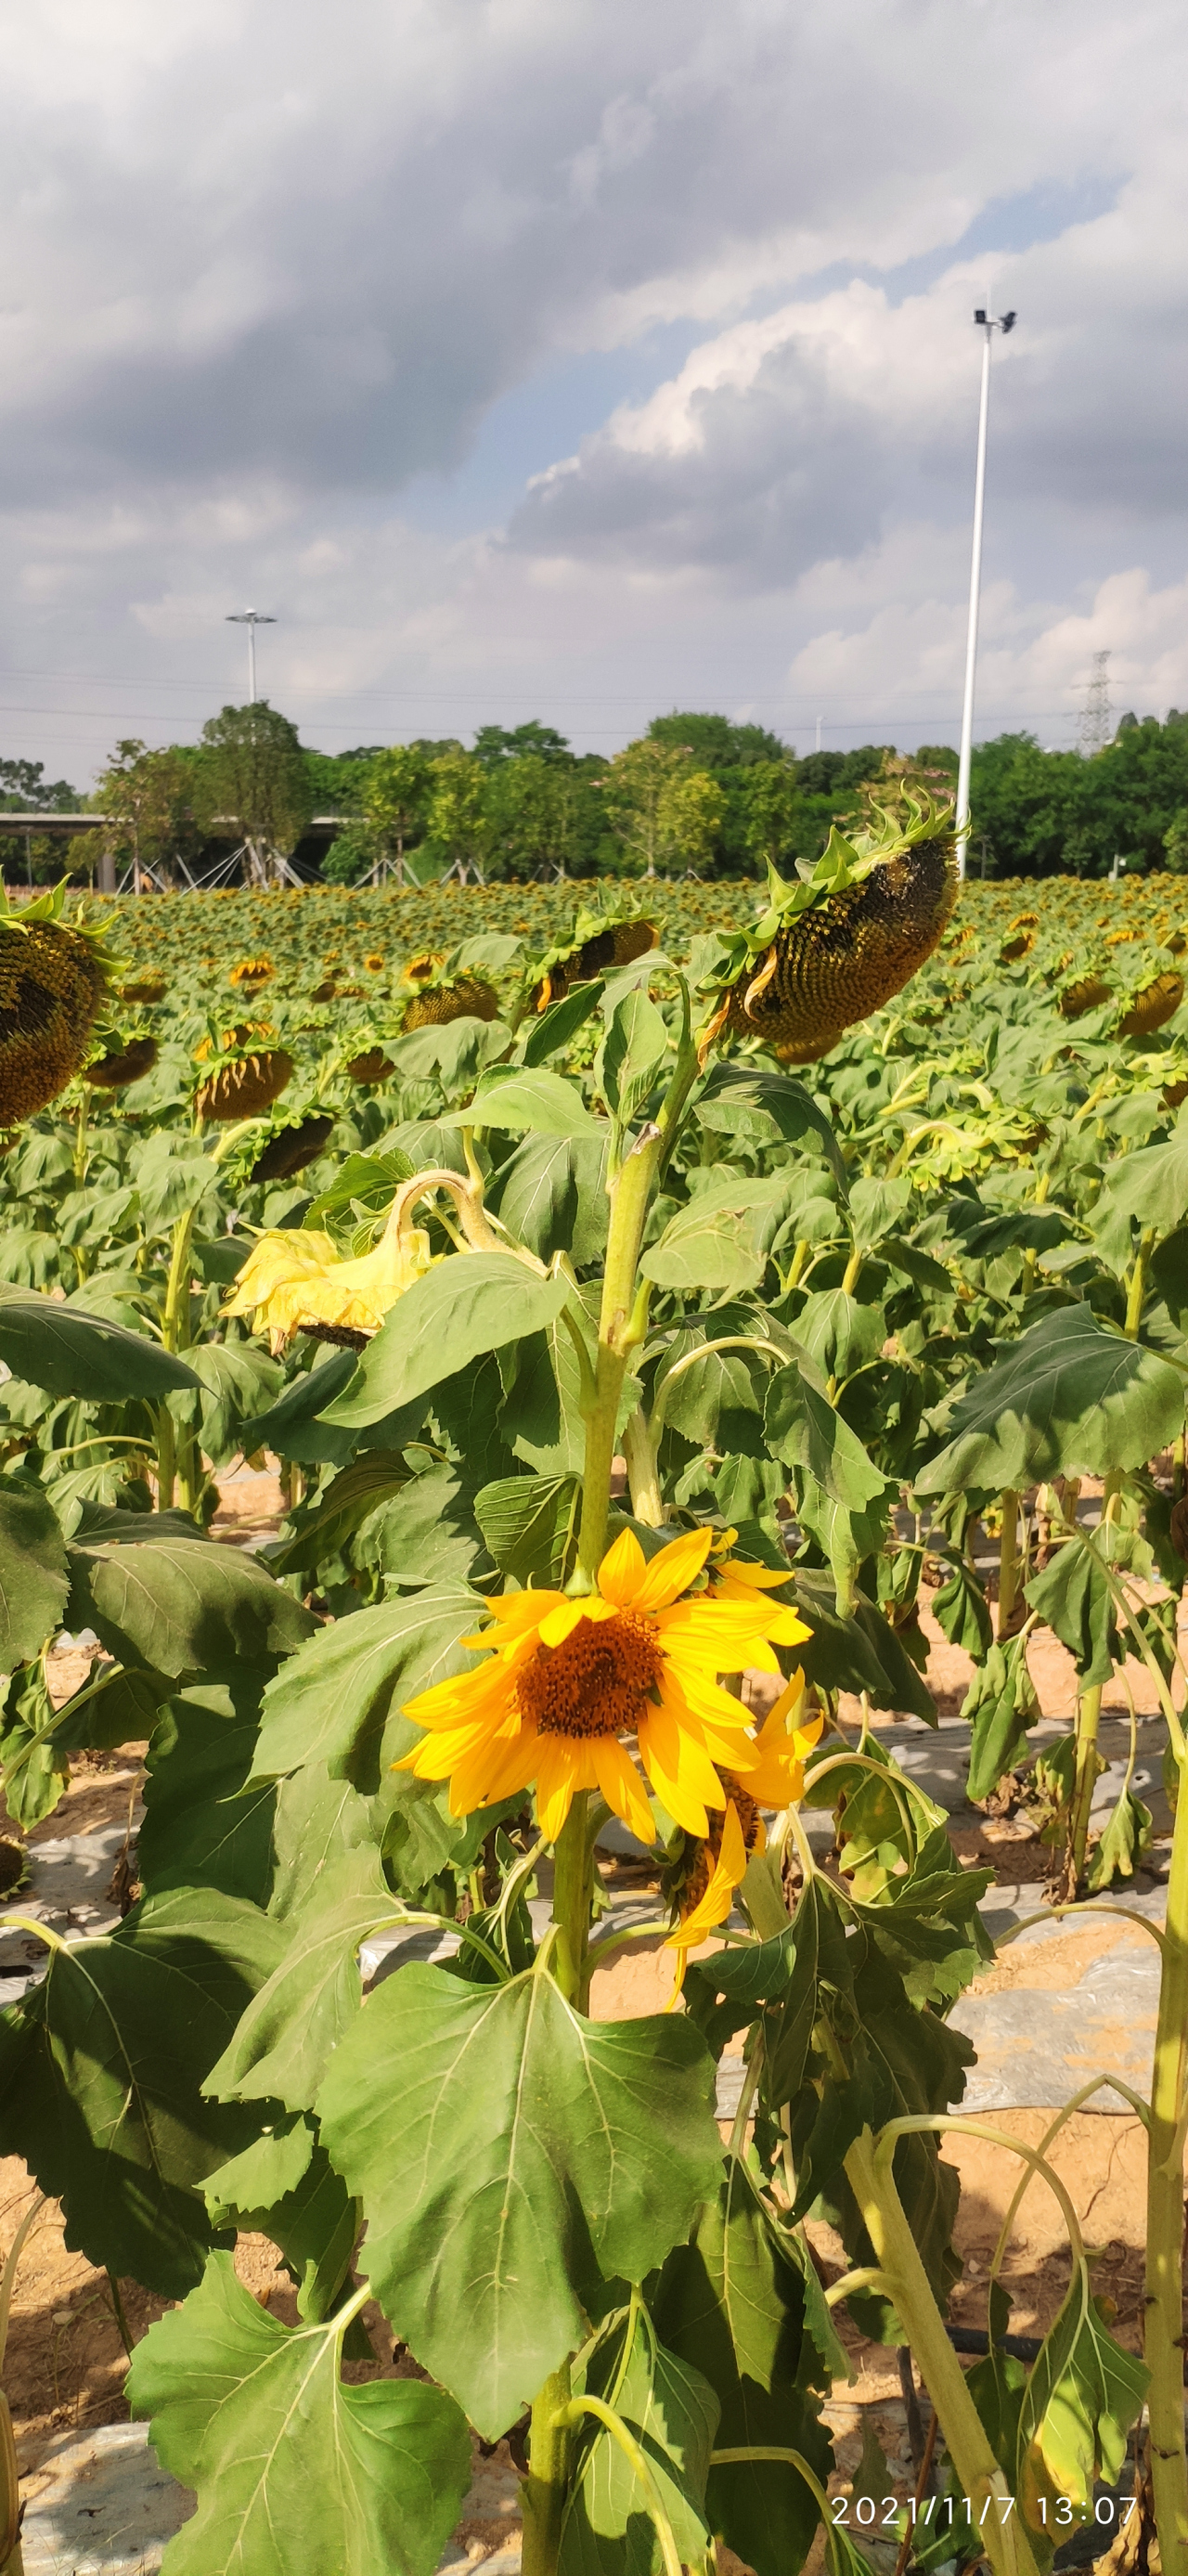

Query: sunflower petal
left=597, top=1527, right=647, bottom=1607
left=623, top=1526, right=714, bottom=1612
left=590, top=1740, right=656, bottom=1845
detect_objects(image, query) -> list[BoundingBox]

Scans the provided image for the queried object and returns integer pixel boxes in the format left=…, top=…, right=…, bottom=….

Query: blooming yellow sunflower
left=665, top=1672, right=822, bottom=1970
left=397, top=1525, right=811, bottom=1844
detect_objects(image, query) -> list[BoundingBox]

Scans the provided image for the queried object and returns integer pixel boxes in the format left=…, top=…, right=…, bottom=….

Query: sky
left=0, top=0, right=1185, bottom=788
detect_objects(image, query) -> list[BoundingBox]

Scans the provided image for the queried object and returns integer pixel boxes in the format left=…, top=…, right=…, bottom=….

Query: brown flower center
left=517, top=1611, right=663, bottom=1741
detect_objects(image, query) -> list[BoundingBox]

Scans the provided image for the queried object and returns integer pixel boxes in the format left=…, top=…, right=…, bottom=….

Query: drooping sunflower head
left=705, top=792, right=957, bottom=1066
left=246, top=1114, right=335, bottom=1184
left=229, top=955, right=274, bottom=990
left=119, top=970, right=166, bottom=1006
left=346, top=1046, right=395, bottom=1084
left=1118, top=971, right=1184, bottom=1039
left=195, top=1047, right=294, bottom=1122
left=363, top=951, right=385, bottom=972
left=397, top=1524, right=811, bottom=1847
left=401, top=969, right=499, bottom=1030
left=523, top=902, right=658, bottom=1015
left=84, top=1035, right=159, bottom=1090
left=1058, top=974, right=1113, bottom=1020
left=226, top=1202, right=433, bottom=1350
left=0, top=889, right=116, bottom=1123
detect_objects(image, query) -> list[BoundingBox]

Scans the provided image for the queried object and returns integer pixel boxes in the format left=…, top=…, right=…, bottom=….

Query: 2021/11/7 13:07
left=830, top=2493, right=1138, bottom=2530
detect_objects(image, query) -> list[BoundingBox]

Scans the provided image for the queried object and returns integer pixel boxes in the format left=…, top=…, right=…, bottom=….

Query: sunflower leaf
left=316, top=1962, right=722, bottom=2438
left=322, top=1250, right=574, bottom=1427
left=652, top=2158, right=833, bottom=2576
left=126, top=2252, right=471, bottom=2576
left=0, top=1472, right=70, bottom=1672
left=250, top=1582, right=483, bottom=1786
left=0, top=1285, right=200, bottom=1401
left=0, top=1886, right=285, bottom=2295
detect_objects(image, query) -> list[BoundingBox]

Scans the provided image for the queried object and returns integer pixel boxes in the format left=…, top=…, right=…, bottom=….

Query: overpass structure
left=0, top=813, right=350, bottom=894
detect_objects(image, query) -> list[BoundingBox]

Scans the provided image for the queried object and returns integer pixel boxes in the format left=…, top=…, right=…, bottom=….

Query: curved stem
left=559, top=2397, right=684, bottom=2576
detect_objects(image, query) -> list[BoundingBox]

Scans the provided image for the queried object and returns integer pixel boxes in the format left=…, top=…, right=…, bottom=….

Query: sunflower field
left=3, top=829, right=1188, bottom=2576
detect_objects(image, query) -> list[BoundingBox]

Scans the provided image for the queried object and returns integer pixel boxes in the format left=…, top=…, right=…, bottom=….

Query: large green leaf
left=174, top=1341, right=284, bottom=1468
left=641, top=1174, right=790, bottom=1297
left=251, top=1582, right=482, bottom=1785
left=208, top=1849, right=398, bottom=2112
left=268, top=1762, right=377, bottom=1922
left=127, top=2253, right=471, bottom=2576
left=1017, top=2279, right=1148, bottom=2535
left=265, top=1450, right=409, bottom=1574
left=0, top=1286, right=200, bottom=1401
left=764, top=1364, right=886, bottom=1509
left=354, top=1464, right=484, bottom=1591
left=474, top=1472, right=581, bottom=1586
left=0, top=1474, right=69, bottom=1670
left=450, top=1062, right=601, bottom=1138
left=598, top=989, right=670, bottom=1124
left=790, top=1571, right=937, bottom=1724
left=694, top=1065, right=846, bottom=1186
left=0, top=1886, right=284, bottom=2294
left=487, top=1130, right=609, bottom=1266
left=1088, top=1126, right=1188, bottom=1273
left=321, top=1250, right=572, bottom=1428
left=67, top=1535, right=316, bottom=1679
left=202, top=2116, right=358, bottom=2327
left=962, top=1634, right=1039, bottom=1803
left=239, top=1348, right=359, bottom=1466
left=560, top=2304, right=718, bottom=2576
left=139, top=1678, right=278, bottom=1905
left=916, top=1304, right=1186, bottom=1493
left=653, top=2161, right=832, bottom=2576
left=316, top=1962, right=722, bottom=2438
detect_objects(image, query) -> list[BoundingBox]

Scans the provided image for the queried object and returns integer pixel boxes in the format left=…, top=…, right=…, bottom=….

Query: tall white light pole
left=954, top=306, right=1014, bottom=881
left=226, top=609, right=277, bottom=704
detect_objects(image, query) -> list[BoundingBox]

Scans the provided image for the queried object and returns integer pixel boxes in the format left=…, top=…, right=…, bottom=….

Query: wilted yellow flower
left=226, top=1213, right=433, bottom=1351
left=665, top=1673, right=821, bottom=1972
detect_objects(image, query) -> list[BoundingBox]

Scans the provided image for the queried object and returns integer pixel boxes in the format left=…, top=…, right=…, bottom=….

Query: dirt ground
left=0, top=1470, right=1181, bottom=2565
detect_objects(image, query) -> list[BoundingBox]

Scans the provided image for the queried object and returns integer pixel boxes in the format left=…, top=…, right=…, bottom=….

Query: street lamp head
left=1001, top=310, right=1017, bottom=333
left=973, top=306, right=988, bottom=325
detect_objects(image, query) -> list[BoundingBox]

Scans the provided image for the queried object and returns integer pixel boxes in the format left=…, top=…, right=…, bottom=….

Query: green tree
left=94, top=740, right=200, bottom=894
left=740, top=759, right=801, bottom=870
left=195, top=703, right=314, bottom=887
left=472, top=720, right=571, bottom=768
left=602, top=739, right=725, bottom=878
left=424, top=748, right=491, bottom=884
left=647, top=710, right=786, bottom=765
left=484, top=754, right=580, bottom=880
left=363, top=745, right=435, bottom=885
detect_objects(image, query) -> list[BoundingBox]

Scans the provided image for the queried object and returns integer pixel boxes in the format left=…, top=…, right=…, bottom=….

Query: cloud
left=0, top=0, right=1183, bottom=782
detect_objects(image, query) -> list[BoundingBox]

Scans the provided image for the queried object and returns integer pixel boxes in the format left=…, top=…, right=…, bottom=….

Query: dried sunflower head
left=1059, top=975, right=1113, bottom=1019
left=523, top=902, right=658, bottom=1014
left=706, top=793, right=957, bottom=1065
left=346, top=1047, right=395, bottom=1084
left=247, top=1115, right=335, bottom=1184
left=0, top=887, right=116, bottom=1122
left=195, top=1048, right=294, bottom=1122
left=119, top=971, right=165, bottom=1005
left=84, top=1036, right=159, bottom=1089
left=1118, top=972, right=1184, bottom=1038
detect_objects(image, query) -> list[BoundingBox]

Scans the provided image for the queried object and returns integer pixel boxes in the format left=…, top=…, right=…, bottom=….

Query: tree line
left=4, top=699, right=1188, bottom=886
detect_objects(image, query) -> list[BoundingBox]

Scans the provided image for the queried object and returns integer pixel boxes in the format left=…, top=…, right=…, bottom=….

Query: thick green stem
left=551, top=1792, right=594, bottom=2010
left=576, top=1133, right=661, bottom=1577
left=521, top=2362, right=574, bottom=2576
left=162, top=1206, right=198, bottom=1354
left=843, top=2128, right=1040, bottom=2576
left=621, top=1409, right=665, bottom=1527
left=997, top=1489, right=1020, bottom=1641
left=1126, top=1228, right=1156, bottom=1340
left=155, top=1401, right=176, bottom=1510
left=1144, top=1741, right=1188, bottom=2571
left=1067, top=1685, right=1102, bottom=1891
